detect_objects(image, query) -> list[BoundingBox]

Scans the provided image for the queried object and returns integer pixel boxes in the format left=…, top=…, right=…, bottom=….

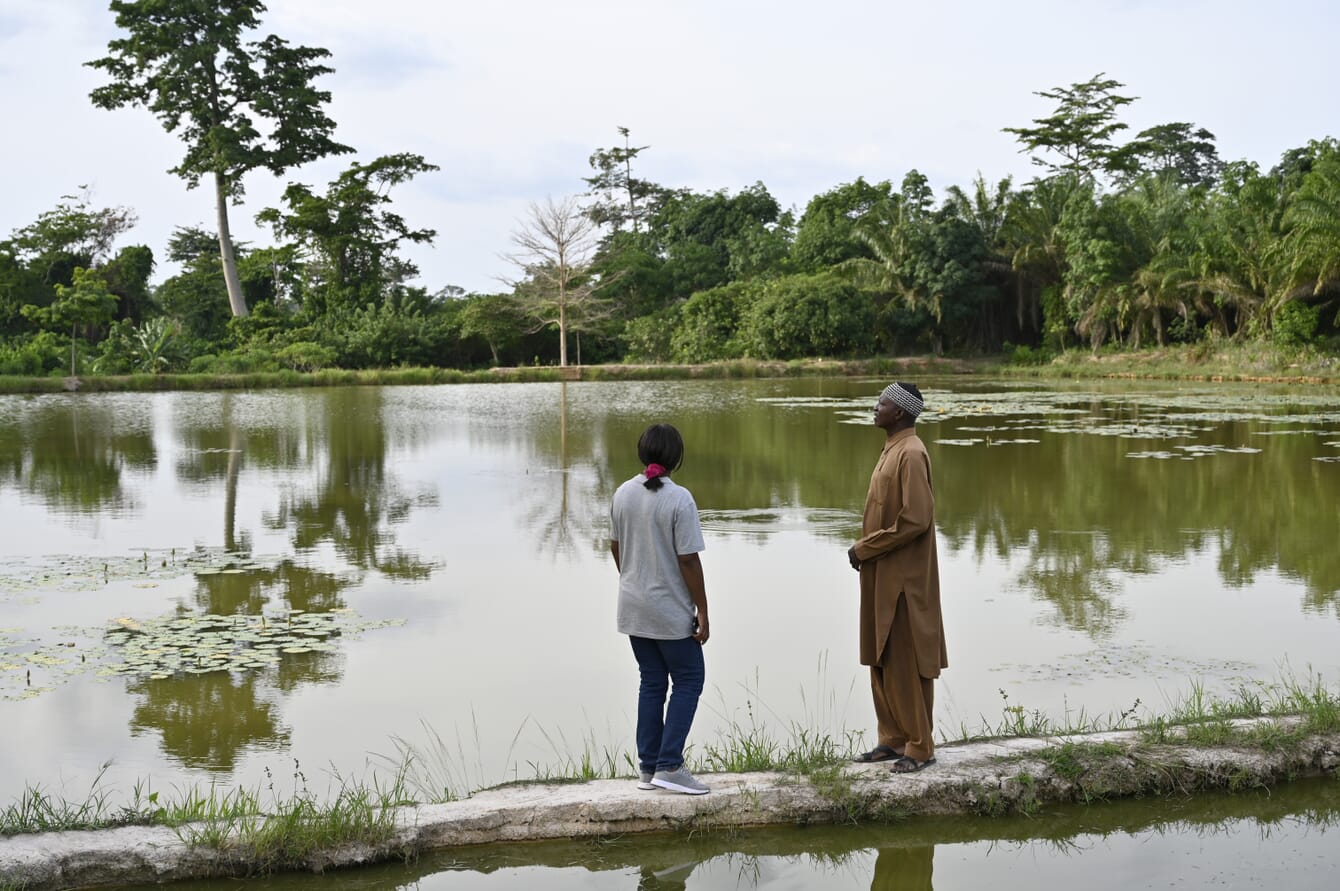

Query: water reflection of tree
left=0, top=400, right=155, bottom=513
left=580, top=385, right=1340, bottom=635
left=1015, top=533, right=1128, bottom=639
left=131, top=562, right=349, bottom=771
left=519, top=383, right=614, bottom=559
left=936, top=411, right=1340, bottom=635
left=174, top=393, right=303, bottom=553
left=519, top=380, right=874, bottom=559
left=272, top=649, right=342, bottom=693
left=191, top=560, right=352, bottom=615
left=128, top=672, right=287, bottom=771
left=266, top=388, right=436, bottom=578
left=532, top=384, right=1340, bottom=631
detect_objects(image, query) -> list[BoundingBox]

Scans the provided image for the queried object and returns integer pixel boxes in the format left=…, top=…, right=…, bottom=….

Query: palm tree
left=1193, top=162, right=1302, bottom=336
left=1006, top=175, right=1087, bottom=344
left=843, top=196, right=941, bottom=320
left=1119, top=176, right=1201, bottom=347
left=1286, top=147, right=1340, bottom=297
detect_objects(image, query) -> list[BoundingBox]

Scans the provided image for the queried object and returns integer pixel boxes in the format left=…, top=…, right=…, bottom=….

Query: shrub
left=1274, top=300, right=1321, bottom=347
left=671, top=282, right=756, bottom=362
left=324, top=303, right=452, bottom=369
left=623, top=304, right=681, bottom=363
left=275, top=341, right=337, bottom=372
left=1003, top=342, right=1054, bottom=366
left=741, top=272, right=874, bottom=359
left=187, top=347, right=281, bottom=374
left=0, top=332, right=68, bottom=376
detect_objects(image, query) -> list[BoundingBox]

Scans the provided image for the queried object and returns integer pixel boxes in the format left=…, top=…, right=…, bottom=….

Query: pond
left=1, top=377, right=1338, bottom=808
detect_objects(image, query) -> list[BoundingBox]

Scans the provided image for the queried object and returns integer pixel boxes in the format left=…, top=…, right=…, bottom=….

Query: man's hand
left=848, top=546, right=862, bottom=571
left=693, top=615, right=709, bottom=644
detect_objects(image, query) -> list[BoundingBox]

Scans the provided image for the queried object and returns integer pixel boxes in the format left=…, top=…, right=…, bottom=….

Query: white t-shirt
left=610, top=475, right=706, bottom=639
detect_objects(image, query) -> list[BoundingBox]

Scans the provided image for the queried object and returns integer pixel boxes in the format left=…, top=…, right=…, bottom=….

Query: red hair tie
left=645, top=463, right=666, bottom=480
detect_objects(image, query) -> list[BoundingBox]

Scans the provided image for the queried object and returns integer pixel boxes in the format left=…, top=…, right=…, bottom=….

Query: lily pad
left=94, top=607, right=397, bottom=680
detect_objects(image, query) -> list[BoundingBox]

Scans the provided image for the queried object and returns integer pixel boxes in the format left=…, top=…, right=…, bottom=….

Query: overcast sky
left=1, top=0, right=1337, bottom=295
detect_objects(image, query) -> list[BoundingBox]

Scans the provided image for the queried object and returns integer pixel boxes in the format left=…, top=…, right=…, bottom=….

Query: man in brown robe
left=847, top=381, right=947, bottom=773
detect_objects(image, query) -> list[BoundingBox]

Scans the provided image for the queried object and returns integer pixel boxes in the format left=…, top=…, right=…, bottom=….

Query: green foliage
left=457, top=293, right=522, bottom=366
left=792, top=178, right=894, bottom=272
left=647, top=182, right=789, bottom=300
left=1122, top=122, right=1224, bottom=188
left=188, top=347, right=281, bottom=375
left=0, top=192, right=143, bottom=340
left=1273, top=300, right=1321, bottom=347
left=94, top=317, right=187, bottom=374
left=590, top=236, right=674, bottom=319
left=323, top=303, right=452, bottom=369
left=88, top=0, right=354, bottom=318
left=621, top=303, right=681, bottom=362
left=0, top=332, right=66, bottom=376
left=100, top=244, right=156, bottom=324
left=1003, top=72, right=1137, bottom=180
left=275, top=341, right=337, bottom=372
left=4, top=190, right=136, bottom=273
left=156, top=227, right=234, bottom=343
left=672, top=281, right=758, bottom=362
left=22, top=266, right=119, bottom=358
left=1003, top=342, right=1054, bottom=366
left=1286, top=141, right=1340, bottom=296
left=257, top=154, right=439, bottom=316
left=741, top=272, right=875, bottom=359
left=0, top=75, right=1331, bottom=377
left=843, top=177, right=997, bottom=353
left=87, top=1, right=352, bottom=197
left=583, top=126, right=668, bottom=235
left=1193, top=159, right=1298, bottom=337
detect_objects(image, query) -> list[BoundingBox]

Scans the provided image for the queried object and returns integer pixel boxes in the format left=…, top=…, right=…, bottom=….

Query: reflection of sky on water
left=1, top=379, right=1339, bottom=806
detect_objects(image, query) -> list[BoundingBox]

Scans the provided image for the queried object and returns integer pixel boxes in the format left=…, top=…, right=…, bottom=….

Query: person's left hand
left=847, top=546, right=861, bottom=571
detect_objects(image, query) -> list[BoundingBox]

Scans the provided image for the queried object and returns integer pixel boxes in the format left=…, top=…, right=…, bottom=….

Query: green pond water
left=109, top=776, right=1340, bottom=890
left=2, top=378, right=1339, bottom=880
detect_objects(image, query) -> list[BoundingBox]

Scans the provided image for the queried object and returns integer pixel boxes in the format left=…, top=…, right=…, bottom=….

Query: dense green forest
left=1, top=4, right=1337, bottom=378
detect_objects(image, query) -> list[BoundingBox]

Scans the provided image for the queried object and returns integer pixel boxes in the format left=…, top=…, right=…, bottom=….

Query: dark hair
left=637, top=423, right=684, bottom=491
left=897, top=381, right=923, bottom=401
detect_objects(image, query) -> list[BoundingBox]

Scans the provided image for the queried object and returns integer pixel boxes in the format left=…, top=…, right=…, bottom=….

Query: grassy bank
left=4, top=674, right=1337, bottom=839
left=994, top=341, right=1340, bottom=384
left=0, top=356, right=973, bottom=395
left=3, top=343, right=1339, bottom=395
left=1, top=679, right=1338, bottom=889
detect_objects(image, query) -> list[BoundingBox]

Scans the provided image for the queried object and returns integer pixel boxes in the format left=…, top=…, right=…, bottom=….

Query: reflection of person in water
left=871, top=844, right=934, bottom=891
left=637, top=859, right=698, bottom=890
left=848, top=382, right=947, bottom=775
left=610, top=423, right=712, bottom=796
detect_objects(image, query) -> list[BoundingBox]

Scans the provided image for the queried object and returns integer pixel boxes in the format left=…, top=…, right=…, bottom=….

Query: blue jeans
left=629, top=636, right=705, bottom=774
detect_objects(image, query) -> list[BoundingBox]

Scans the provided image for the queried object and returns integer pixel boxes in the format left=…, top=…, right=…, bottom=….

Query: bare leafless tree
left=503, top=195, right=614, bottom=366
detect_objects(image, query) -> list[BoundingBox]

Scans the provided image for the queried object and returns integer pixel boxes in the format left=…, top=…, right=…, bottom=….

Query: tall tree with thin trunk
left=87, top=0, right=353, bottom=318
left=505, top=196, right=612, bottom=367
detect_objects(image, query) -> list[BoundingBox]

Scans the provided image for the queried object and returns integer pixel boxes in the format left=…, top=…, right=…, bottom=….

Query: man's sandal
left=888, top=756, right=936, bottom=774
left=852, top=745, right=900, bottom=763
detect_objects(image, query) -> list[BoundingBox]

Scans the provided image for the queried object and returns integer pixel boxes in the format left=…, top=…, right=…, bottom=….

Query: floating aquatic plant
left=100, top=610, right=401, bottom=679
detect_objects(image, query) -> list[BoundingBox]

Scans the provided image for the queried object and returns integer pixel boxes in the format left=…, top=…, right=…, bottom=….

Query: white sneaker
left=637, top=772, right=656, bottom=791
left=650, top=768, right=710, bottom=795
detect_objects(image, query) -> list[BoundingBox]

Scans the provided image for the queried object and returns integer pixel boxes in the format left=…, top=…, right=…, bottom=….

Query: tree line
left=1, top=4, right=1337, bottom=377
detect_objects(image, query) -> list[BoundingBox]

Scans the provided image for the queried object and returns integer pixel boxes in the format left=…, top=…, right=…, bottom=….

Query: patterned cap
left=880, top=382, right=924, bottom=418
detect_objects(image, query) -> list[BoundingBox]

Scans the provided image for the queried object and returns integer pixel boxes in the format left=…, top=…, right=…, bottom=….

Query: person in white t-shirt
left=609, top=423, right=711, bottom=795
